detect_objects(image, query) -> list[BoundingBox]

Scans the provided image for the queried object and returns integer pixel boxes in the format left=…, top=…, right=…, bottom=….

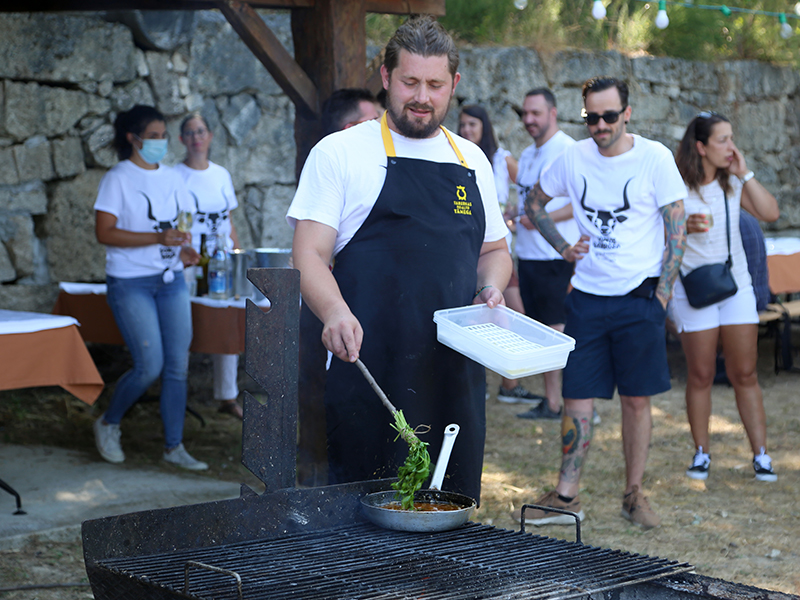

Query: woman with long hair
left=674, top=111, right=779, bottom=481
left=458, top=105, right=541, bottom=404
left=176, top=112, right=243, bottom=419
left=93, top=104, right=207, bottom=470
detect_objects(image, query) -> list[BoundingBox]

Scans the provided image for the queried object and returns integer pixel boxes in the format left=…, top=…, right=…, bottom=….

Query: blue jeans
left=105, top=273, right=192, bottom=449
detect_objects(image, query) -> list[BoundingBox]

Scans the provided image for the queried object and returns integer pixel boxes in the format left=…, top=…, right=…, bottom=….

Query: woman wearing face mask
left=176, top=112, right=243, bottom=419
left=93, top=104, right=207, bottom=470
left=674, top=111, right=779, bottom=482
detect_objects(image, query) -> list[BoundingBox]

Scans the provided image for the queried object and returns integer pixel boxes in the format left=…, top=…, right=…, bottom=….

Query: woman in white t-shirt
left=177, top=112, right=243, bottom=419
left=673, top=111, right=779, bottom=482
left=93, top=105, right=207, bottom=471
left=459, top=105, right=541, bottom=404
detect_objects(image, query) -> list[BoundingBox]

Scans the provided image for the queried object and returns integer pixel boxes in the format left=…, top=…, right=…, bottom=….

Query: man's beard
left=386, top=88, right=449, bottom=139
left=591, top=125, right=623, bottom=149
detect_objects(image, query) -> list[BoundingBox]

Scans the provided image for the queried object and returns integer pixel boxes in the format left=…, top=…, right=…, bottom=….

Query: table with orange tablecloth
left=765, top=237, right=800, bottom=296
left=52, top=283, right=268, bottom=355
left=0, top=309, right=103, bottom=405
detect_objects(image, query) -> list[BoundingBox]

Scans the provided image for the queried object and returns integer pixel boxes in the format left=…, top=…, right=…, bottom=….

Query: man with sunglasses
left=520, top=76, right=686, bottom=530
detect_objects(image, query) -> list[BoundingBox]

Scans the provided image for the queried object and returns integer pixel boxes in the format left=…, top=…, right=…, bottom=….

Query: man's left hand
left=473, top=285, right=506, bottom=309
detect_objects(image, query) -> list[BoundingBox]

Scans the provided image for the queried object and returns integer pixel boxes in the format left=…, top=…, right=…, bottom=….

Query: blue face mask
left=135, top=137, right=168, bottom=165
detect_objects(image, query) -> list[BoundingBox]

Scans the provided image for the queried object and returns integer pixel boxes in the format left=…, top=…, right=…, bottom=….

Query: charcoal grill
left=81, top=269, right=794, bottom=600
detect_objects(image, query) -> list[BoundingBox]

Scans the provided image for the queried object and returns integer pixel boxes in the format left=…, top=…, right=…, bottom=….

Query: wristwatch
left=739, top=171, right=755, bottom=184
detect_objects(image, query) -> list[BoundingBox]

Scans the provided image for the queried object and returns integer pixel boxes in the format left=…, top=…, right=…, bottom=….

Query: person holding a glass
left=673, top=111, right=779, bottom=482
left=176, top=112, right=243, bottom=419
left=93, top=104, right=207, bottom=470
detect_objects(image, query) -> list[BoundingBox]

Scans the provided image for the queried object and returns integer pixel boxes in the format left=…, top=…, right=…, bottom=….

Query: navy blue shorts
left=517, top=259, right=573, bottom=326
left=562, top=289, right=670, bottom=400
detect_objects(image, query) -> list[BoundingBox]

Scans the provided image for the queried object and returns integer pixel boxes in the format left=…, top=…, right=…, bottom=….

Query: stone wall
left=2, top=11, right=799, bottom=313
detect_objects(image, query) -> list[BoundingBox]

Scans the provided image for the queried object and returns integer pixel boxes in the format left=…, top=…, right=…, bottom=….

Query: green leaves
left=389, top=410, right=431, bottom=511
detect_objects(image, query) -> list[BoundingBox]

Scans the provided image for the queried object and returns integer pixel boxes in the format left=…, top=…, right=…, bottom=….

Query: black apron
left=324, top=114, right=486, bottom=501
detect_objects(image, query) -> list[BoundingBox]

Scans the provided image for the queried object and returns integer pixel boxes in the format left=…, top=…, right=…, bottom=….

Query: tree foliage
left=366, top=0, right=800, bottom=67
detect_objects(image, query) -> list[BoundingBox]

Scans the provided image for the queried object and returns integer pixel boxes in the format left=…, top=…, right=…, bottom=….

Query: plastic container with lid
left=433, top=304, right=575, bottom=379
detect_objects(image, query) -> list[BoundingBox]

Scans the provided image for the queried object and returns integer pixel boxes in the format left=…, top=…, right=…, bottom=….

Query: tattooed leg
left=556, top=398, right=595, bottom=498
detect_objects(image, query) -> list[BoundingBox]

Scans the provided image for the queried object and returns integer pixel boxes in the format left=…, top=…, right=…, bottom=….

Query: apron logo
left=454, top=185, right=472, bottom=215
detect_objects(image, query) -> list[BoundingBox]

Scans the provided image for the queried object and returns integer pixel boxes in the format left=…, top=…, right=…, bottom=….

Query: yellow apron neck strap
left=380, top=111, right=469, bottom=169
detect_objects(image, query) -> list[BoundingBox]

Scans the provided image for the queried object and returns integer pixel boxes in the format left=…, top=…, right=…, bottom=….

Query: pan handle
left=429, top=424, right=460, bottom=490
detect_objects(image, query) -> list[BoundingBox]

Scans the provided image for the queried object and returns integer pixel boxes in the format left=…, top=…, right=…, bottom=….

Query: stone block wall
left=1, top=10, right=799, bottom=313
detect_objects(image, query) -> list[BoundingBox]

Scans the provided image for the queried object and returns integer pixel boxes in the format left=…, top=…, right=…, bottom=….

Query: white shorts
left=670, top=278, right=758, bottom=333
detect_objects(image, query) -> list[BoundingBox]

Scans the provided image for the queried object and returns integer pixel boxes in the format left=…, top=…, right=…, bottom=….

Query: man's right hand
left=562, top=234, right=590, bottom=262
left=518, top=214, right=537, bottom=231
left=322, top=307, right=363, bottom=363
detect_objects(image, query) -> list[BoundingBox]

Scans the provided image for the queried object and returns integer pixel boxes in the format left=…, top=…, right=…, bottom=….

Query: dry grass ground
left=1, top=332, right=799, bottom=598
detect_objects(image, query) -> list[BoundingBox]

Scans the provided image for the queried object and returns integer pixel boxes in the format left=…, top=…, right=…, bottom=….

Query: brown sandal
left=218, top=400, right=243, bottom=419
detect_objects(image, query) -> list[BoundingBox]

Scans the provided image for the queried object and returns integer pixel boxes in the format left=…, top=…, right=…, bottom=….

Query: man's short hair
left=321, top=88, right=376, bottom=135
left=581, top=76, right=629, bottom=107
left=384, top=15, right=459, bottom=79
left=525, top=88, right=556, bottom=109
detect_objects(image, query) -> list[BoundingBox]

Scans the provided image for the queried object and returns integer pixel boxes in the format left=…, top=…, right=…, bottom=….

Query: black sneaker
left=685, top=447, right=710, bottom=480
left=497, top=385, right=545, bottom=405
left=516, top=402, right=561, bottom=420
left=753, top=448, right=777, bottom=482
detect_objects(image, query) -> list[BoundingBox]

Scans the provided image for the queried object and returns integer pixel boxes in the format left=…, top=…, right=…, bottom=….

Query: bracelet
left=739, top=171, right=755, bottom=184
left=474, top=285, right=492, bottom=298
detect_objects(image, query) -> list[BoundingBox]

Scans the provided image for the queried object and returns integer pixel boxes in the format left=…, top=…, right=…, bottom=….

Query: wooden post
left=291, top=0, right=367, bottom=178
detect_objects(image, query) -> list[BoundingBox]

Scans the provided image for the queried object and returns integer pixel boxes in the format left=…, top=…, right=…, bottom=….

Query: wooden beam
left=0, top=0, right=444, bottom=15
left=291, top=0, right=367, bottom=176
left=365, top=47, right=385, bottom=96
left=218, top=0, right=319, bottom=120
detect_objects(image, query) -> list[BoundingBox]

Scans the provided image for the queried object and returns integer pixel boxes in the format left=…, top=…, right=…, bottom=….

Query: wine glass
left=177, top=211, right=193, bottom=233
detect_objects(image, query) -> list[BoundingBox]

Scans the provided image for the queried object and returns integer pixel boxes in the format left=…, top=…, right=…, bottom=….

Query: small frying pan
left=360, top=424, right=476, bottom=532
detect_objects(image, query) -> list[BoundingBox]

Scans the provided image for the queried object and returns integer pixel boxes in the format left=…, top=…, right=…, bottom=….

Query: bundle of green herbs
left=354, top=359, right=432, bottom=510
left=389, top=410, right=431, bottom=510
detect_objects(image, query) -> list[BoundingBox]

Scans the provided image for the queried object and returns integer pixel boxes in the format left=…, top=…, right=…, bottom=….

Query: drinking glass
left=177, top=211, right=193, bottom=233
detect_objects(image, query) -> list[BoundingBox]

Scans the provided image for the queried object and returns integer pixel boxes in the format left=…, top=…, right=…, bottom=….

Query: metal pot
left=360, top=424, right=476, bottom=532
left=252, top=248, right=292, bottom=268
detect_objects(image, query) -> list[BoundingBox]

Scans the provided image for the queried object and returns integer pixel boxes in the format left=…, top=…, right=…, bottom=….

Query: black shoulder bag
left=679, top=190, right=738, bottom=309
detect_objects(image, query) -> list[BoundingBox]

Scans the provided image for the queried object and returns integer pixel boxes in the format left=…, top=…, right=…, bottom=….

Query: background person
left=287, top=17, right=511, bottom=502
left=297, top=88, right=382, bottom=486
left=458, top=104, right=541, bottom=405
left=521, top=77, right=686, bottom=529
left=511, top=89, right=584, bottom=421
left=320, top=88, right=381, bottom=136
left=176, top=112, right=243, bottom=420
left=93, top=105, right=207, bottom=471
left=673, top=111, right=779, bottom=482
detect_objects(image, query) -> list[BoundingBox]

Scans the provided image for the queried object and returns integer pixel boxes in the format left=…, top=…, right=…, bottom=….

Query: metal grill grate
left=95, top=522, right=693, bottom=600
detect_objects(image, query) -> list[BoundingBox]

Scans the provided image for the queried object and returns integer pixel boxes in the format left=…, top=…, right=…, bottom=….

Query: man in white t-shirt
left=287, top=17, right=510, bottom=502
left=513, top=88, right=579, bottom=421
left=519, top=77, right=686, bottom=529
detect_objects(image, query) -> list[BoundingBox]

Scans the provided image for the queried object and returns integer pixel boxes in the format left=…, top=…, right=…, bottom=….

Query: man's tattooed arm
left=525, top=183, right=570, bottom=258
left=656, top=199, right=687, bottom=308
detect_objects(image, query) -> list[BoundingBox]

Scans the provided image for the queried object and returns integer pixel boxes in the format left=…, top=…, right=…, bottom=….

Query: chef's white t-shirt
left=515, top=130, right=579, bottom=261
left=539, top=134, right=687, bottom=296
left=286, top=119, right=509, bottom=256
left=94, top=160, right=194, bottom=278
left=174, top=161, right=238, bottom=252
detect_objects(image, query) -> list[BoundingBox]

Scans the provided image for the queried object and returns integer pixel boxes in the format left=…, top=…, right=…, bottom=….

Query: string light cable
left=631, top=0, right=799, bottom=35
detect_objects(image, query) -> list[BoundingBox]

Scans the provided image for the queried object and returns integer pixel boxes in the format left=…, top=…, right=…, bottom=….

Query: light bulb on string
left=780, top=13, right=793, bottom=39
left=592, top=0, right=607, bottom=19
left=514, top=0, right=528, bottom=9
left=655, top=0, right=669, bottom=28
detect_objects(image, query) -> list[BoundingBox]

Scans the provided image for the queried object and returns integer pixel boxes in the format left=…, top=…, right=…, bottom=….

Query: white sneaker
left=163, top=443, right=208, bottom=471
left=93, top=415, right=125, bottom=464
left=753, top=448, right=777, bottom=482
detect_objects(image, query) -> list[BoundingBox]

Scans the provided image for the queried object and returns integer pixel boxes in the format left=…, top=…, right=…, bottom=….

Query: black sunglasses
left=581, top=107, right=626, bottom=126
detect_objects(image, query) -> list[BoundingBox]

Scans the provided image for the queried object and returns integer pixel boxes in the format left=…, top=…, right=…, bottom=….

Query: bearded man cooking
left=287, top=16, right=511, bottom=502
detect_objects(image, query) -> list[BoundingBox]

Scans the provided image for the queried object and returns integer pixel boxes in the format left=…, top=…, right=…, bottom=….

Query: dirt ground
left=1, top=332, right=799, bottom=598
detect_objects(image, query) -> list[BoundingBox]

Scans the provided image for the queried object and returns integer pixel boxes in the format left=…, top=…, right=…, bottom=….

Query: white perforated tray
left=434, top=304, right=575, bottom=378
